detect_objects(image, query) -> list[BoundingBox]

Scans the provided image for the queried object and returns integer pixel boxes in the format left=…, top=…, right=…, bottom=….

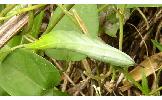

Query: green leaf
left=20, top=8, right=34, bottom=36
left=44, top=4, right=74, bottom=34
left=25, top=30, right=135, bottom=67
left=46, top=4, right=99, bottom=61
left=104, top=6, right=130, bottom=37
left=105, top=23, right=119, bottom=37
left=0, top=46, right=12, bottom=63
left=7, top=35, right=22, bottom=47
left=0, top=48, right=61, bottom=95
left=0, top=5, right=16, bottom=18
left=0, top=5, right=5, bottom=11
left=52, top=88, right=69, bottom=96
left=46, top=48, right=86, bottom=61
left=0, top=35, right=22, bottom=63
left=151, top=39, right=162, bottom=52
left=5, top=4, right=24, bottom=17
left=0, top=87, right=9, bottom=96
left=116, top=4, right=126, bottom=9
left=30, top=11, right=44, bottom=38
left=141, top=69, right=150, bottom=95
left=104, top=7, right=119, bottom=37
left=43, top=88, right=69, bottom=96
left=53, top=4, right=99, bottom=38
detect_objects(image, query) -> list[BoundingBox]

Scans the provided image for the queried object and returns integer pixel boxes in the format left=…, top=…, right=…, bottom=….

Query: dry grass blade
left=120, top=52, right=162, bottom=92
left=0, top=14, right=28, bottom=48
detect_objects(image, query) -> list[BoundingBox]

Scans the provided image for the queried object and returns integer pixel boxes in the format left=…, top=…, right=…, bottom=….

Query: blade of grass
left=21, top=4, right=34, bottom=35
left=29, top=10, right=45, bottom=38
left=0, top=4, right=45, bottom=21
left=122, top=70, right=143, bottom=92
left=151, top=39, right=162, bottom=52
left=149, top=86, right=162, bottom=95
left=0, top=4, right=16, bottom=17
left=141, top=69, right=150, bottom=95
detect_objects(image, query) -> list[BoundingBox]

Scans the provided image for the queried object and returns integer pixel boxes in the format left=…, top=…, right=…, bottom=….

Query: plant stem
left=57, top=4, right=74, bottom=20
left=0, top=4, right=46, bottom=21
left=23, top=34, right=37, bottom=43
left=72, top=9, right=88, bottom=34
left=111, top=66, right=116, bottom=81
left=118, top=11, right=124, bottom=51
left=56, top=4, right=84, bottom=33
left=10, top=44, right=25, bottom=51
left=149, top=86, right=162, bottom=95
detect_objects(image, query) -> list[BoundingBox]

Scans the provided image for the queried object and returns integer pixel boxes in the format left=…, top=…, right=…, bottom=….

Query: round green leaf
left=0, top=49, right=61, bottom=96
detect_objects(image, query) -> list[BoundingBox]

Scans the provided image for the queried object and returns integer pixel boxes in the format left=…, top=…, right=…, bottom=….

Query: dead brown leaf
left=120, top=52, right=162, bottom=92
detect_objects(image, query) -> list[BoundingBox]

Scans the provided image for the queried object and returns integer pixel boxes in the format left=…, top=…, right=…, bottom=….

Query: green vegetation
left=0, top=4, right=162, bottom=96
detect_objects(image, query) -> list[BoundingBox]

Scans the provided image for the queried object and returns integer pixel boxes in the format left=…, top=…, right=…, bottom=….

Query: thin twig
left=136, top=8, right=149, bottom=30
left=74, top=77, right=90, bottom=96
left=62, top=61, right=72, bottom=92
left=51, top=58, right=85, bottom=96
